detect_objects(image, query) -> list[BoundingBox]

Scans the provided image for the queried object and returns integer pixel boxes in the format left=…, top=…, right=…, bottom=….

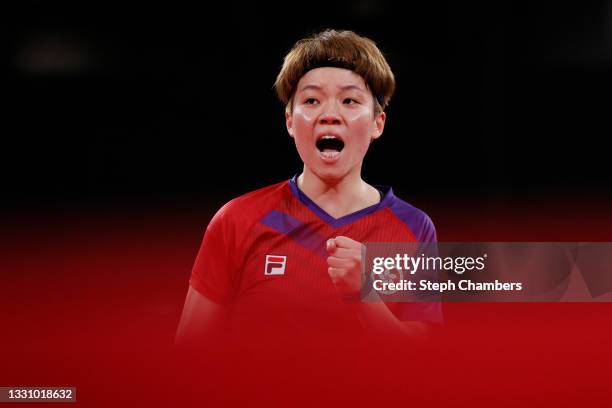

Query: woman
left=176, top=29, right=441, bottom=349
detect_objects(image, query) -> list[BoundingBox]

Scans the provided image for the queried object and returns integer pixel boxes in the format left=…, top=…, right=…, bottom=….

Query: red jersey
left=189, top=176, right=442, bottom=344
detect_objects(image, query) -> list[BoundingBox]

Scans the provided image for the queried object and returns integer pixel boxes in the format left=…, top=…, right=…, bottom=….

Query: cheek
left=292, top=108, right=316, bottom=129
left=345, top=108, right=375, bottom=127
left=346, top=112, right=377, bottom=149
left=290, top=112, right=314, bottom=155
left=291, top=110, right=316, bottom=148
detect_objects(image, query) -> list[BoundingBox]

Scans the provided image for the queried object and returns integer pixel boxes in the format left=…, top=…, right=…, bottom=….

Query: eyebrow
left=297, top=84, right=367, bottom=93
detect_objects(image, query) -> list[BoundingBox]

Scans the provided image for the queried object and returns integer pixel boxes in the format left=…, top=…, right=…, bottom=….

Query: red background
left=2, top=195, right=611, bottom=407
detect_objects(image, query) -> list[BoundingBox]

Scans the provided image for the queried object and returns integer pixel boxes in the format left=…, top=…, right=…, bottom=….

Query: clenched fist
left=326, top=236, right=365, bottom=300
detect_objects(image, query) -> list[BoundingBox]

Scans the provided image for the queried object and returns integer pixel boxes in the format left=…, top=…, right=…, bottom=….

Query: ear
left=371, top=111, right=386, bottom=141
left=285, top=109, right=294, bottom=138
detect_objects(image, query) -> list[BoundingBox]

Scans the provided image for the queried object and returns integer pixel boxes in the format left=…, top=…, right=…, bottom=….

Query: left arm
left=326, top=236, right=431, bottom=340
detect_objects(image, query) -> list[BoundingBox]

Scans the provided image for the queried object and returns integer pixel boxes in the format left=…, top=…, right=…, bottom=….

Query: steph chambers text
left=373, top=279, right=523, bottom=292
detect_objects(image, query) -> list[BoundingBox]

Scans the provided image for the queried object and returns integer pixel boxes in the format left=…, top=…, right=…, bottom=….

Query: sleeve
left=417, top=213, right=437, bottom=243
left=189, top=204, right=240, bottom=305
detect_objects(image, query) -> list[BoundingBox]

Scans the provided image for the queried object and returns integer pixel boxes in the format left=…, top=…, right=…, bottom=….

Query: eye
left=343, top=98, right=359, bottom=104
left=304, top=98, right=318, bottom=105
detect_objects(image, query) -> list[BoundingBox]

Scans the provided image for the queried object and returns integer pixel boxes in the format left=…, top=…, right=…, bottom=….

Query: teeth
left=321, top=151, right=340, bottom=159
left=321, top=135, right=338, bottom=140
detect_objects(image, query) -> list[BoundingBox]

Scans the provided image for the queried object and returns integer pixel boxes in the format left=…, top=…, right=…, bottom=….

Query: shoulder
left=210, top=180, right=289, bottom=228
left=386, top=193, right=437, bottom=243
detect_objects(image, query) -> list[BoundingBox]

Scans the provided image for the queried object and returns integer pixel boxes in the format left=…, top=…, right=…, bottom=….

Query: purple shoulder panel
left=260, top=209, right=328, bottom=259
left=388, top=198, right=437, bottom=243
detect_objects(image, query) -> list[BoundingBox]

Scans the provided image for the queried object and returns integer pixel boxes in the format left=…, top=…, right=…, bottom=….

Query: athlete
left=175, top=29, right=442, bottom=349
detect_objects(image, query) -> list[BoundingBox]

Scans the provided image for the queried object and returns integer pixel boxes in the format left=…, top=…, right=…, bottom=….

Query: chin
left=311, top=166, right=349, bottom=184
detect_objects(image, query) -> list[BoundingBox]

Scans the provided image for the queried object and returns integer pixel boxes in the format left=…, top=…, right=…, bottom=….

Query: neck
left=297, top=167, right=380, bottom=219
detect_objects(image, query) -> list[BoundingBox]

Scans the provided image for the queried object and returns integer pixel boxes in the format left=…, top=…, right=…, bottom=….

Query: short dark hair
left=274, top=29, right=396, bottom=115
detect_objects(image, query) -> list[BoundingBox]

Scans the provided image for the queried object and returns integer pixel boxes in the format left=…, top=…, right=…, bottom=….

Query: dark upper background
left=2, top=5, right=612, bottom=402
left=4, top=1, right=611, bottom=211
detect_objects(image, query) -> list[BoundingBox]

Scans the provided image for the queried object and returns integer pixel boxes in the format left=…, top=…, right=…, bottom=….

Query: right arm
left=175, top=202, right=237, bottom=349
left=174, top=286, right=230, bottom=349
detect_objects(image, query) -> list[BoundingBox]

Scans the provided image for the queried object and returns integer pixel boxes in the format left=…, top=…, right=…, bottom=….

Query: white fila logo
left=265, top=255, right=287, bottom=275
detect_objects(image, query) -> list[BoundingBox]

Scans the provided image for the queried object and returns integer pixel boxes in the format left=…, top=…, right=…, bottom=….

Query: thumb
left=326, top=238, right=337, bottom=254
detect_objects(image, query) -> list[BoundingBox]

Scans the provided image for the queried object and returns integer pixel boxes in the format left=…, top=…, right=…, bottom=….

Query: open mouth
left=315, top=135, right=345, bottom=153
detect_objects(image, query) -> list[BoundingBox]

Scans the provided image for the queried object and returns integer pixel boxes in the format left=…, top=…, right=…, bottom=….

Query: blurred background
left=2, top=3, right=612, bottom=406
left=4, top=1, right=611, bottom=212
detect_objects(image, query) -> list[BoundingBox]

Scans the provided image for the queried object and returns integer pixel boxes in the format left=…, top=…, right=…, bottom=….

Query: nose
left=318, top=102, right=342, bottom=125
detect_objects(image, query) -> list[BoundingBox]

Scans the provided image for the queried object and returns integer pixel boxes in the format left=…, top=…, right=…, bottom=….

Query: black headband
left=303, top=58, right=385, bottom=108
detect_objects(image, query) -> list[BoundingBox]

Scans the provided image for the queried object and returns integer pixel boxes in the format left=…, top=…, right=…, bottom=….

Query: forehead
left=296, top=67, right=368, bottom=93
